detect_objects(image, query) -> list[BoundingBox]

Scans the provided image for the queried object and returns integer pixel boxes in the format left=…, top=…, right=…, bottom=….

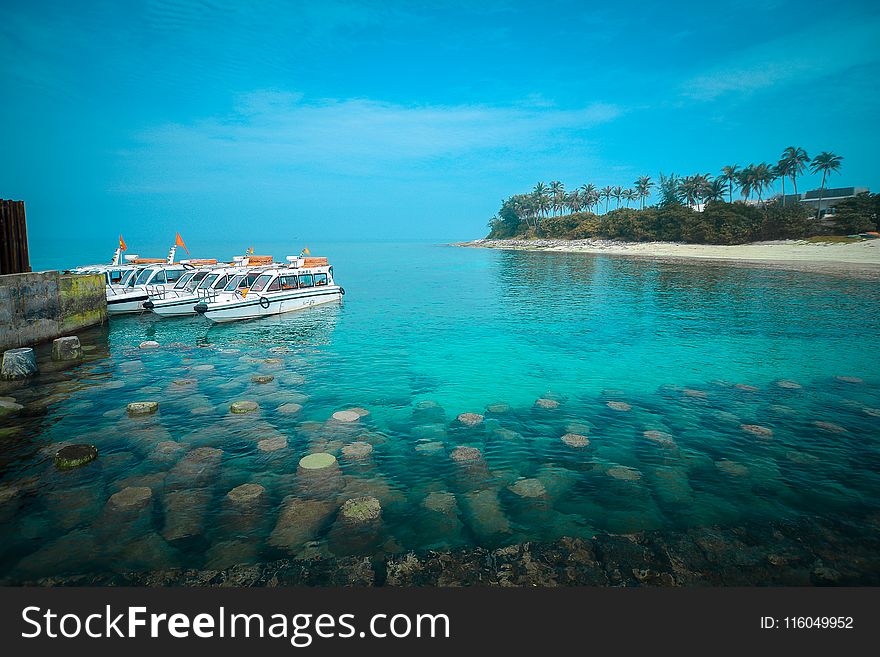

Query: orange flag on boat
left=302, top=247, right=311, bottom=256
left=175, top=232, right=189, bottom=255
left=119, top=235, right=127, bottom=251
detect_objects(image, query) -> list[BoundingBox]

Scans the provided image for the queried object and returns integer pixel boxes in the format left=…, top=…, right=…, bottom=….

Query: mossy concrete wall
left=0, top=271, right=106, bottom=351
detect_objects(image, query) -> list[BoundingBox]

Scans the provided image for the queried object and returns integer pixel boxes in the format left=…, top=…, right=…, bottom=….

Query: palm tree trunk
left=781, top=176, right=785, bottom=207
left=728, top=181, right=732, bottom=203
left=816, top=172, right=827, bottom=219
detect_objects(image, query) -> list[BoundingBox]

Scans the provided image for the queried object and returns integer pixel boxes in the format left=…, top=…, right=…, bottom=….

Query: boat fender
left=260, top=296, right=270, bottom=309
left=340, top=287, right=345, bottom=296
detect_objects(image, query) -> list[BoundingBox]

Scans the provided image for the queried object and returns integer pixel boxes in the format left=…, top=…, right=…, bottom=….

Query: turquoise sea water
left=1, top=241, right=879, bottom=582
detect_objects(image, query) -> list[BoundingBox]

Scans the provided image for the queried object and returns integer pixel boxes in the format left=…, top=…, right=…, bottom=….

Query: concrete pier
left=0, top=271, right=106, bottom=351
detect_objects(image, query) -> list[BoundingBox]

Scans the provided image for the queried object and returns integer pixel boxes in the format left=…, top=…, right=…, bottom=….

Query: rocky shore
left=21, top=515, right=880, bottom=587
left=456, top=238, right=880, bottom=278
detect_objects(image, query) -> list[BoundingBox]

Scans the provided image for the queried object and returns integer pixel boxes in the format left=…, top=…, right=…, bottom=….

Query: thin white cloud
left=682, top=15, right=880, bottom=101
left=116, top=91, right=621, bottom=192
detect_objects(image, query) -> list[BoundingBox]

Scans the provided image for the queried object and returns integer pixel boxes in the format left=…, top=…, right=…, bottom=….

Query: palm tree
left=532, top=182, right=549, bottom=218
left=809, top=151, right=843, bottom=218
left=705, top=179, right=726, bottom=203
left=752, top=162, right=776, bottom=202
left=580, top=184, right=597, bottom=213
left=600, top=186, right=613, bottom=214
left=566, top=190, right=582, bottom=214
left=611, top=186, right=623, bottom=209
left=549, top=181, right=565, bottom=216
left=779, top=146, right=810, bottom=203
left=633, top=175, right=654, bottom=209
left=719, top=165, right=739, bottom=203
left=737, top=166, right=756, bottom=201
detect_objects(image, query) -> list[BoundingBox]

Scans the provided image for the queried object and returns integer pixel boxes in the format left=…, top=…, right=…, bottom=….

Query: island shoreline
left=455, top=238, right=880, bottom=278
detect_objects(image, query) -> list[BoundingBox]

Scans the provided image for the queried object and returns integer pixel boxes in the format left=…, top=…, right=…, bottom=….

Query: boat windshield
left=118, top=270, right=135, bottom=286
left=224, top=275, right=244, bottom=292
left=197, top=274, right=219, bottom=290
left=135, top=269, right=155, bottom=285
left=250, top=274, right=273, bottom=292
left=173, top=272, right=195, bottom=290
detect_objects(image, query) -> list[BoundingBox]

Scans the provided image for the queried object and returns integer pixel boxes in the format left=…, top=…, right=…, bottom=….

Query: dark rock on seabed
left=17, top=515, right=880, bottom=587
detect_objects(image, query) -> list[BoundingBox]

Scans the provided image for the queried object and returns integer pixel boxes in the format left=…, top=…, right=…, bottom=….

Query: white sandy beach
left=457, top=238, right=880, bottom=276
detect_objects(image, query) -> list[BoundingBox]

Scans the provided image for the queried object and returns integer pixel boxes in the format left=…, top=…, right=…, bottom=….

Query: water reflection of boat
left=205, top=297, right=341, bottom=346
left=195, top=255, right=344, bottom=323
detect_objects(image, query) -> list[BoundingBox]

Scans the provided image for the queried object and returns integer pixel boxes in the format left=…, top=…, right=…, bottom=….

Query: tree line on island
left=488, top=147, right=879, bottom=244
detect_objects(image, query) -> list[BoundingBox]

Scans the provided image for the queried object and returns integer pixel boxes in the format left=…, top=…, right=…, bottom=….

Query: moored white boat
left=146, top=264, right=265, bottom=317
left=194, top=255, right=343, bottom=323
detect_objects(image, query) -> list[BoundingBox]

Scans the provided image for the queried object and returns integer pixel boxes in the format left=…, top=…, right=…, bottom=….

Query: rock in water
left=1, top=348, right=38, bottom=380
left=230, top=400, right=259, bottom=414
left=331, top=410, right=361, bottom=423
left=0, top=399, right=24, bottom=418
left=606, top=401, right=632, bottom=412
left=451, top=446, right=482, bottom=462
left=107, top=486, right=152, bottom=513
left=269, top=497, right=336, bottom=551
left=508, top=478, right=547, bottom=498
left=54, top=444, right=98, bottom=470
left=139, top=341, right=160, bottom=349
left=561, top=433, right=590, bottom=448
left=277, top=403, right=303, bottom=415
left=257, top=436, right=288, bottom=452
left=299, top=453, right=337, bottom=470
left=340, top=496, right=382, bottom=523
left=341, top=441, right=373, bottom=460
left=741, top=424, right=773, bottom=438
left=251, top=375, right=274, bottom=384
left=456, top=413, right=484, bottom=427
left=51, top=336, right=82, bottom=361
left=534, top=398, right=560, bottom=409
left=127, top=401, right=159, bottom=417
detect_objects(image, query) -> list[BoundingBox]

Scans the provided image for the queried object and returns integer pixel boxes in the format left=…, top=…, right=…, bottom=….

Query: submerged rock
left=486, top=403, right=510, bottom=414
left=715, top=459, right=749, bottom=477
left=257, top=436, right=288, bottom=452
left=415, top=441, right=444, bottom=454
left=332, top=410, right=361, bottom=423
left=642, top=430, right=677, bottom=448
left=561, top=433, right=590, bottom=448
left=534, top=398, right=560, bottom=409
left=107, top=486, right=153, bottom=514
left=54, top=444, right=98, bottom=470
left=461, top=489, right=511, bottom=538
left=508, top=478, right=547, bottom=498
left=451, top=446, right=482, bottom=462
left=161, top=488, right=212, bottom=545
left=606, top=401, right=632, bottom=412
left=341, top=441, right=373, bottom=460
left=340, top=496, right=382, bottom=523
left=251, top=375, right=274, bottom=384
left=812, top=420, right=846, bottom=434
left=607, top=466, right=642, bottom=482
left=139, top=341, right=160, bottom=349
left=834, top=375, right=863, bottom=384
left=167, top=447, right=223, bottom=489
left=0, top=399, right=24, bottom=418
left=456, top=413, right=484, bottom=427
left=423, top=491, right=458, bottom=515
left=734, top=384, right=759, bottom=392
left=277, top=403, right=303, bottom=415
left=226, top=483, right=266, bottom=510
left=682, top=388, right=707, bottom=399
left=127, top=401, right=159, bottom=417
left=741, top=424, right=773, bottom=438
left=775, top=379, right=802, bottom=390
left=230, top=400, right=259, bottom=414
left=269, top=497, right=336, bottom=552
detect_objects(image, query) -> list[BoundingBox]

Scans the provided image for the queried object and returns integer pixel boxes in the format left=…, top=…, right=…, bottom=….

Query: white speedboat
left=146, top=265, right=260, bottom=317
left=106, top=246, right=190, bottom=315
left=194, top=255, right=344, bottom=323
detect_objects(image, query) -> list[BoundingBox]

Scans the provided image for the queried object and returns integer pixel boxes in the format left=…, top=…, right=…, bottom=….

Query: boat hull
left=150, top=296, right=200, bottom=317
left=107, top=294, right=150, bottom=315
left=202, top=287, right=342, bottom=323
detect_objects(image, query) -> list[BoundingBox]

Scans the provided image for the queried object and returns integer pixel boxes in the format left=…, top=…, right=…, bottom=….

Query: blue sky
left=2, top=0, right=879, bottom=258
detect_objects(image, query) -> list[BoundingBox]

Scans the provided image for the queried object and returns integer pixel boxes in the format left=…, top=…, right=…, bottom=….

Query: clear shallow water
left=1, top=242, right=879, bottom=582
